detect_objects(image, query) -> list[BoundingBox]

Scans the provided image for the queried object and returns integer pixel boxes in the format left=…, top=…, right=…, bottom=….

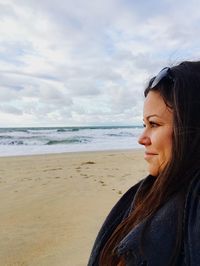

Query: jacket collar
left=116, top=192, right=182, bottom=265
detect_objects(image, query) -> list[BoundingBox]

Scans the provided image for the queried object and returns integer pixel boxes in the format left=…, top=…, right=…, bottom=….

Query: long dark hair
left=99, top=61, right=200, bottom=265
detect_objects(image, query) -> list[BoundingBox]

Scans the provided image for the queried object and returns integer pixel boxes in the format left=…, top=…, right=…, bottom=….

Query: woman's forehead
left=143, top=91, right=173, bottom=120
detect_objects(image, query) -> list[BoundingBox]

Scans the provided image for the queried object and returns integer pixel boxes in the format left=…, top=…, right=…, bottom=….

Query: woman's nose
left=138, top=131, right=151, bottom=146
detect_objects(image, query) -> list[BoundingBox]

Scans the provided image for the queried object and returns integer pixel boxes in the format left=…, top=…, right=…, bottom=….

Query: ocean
left=0, top=126, right=143, bottom=157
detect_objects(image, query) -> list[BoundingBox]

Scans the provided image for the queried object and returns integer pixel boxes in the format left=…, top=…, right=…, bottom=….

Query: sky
left=0, top=0, right=200, bottom=127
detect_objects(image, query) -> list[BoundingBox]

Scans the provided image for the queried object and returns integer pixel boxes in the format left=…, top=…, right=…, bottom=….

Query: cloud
left=0, top=104, right=22, bottom=115
left=0, top=0, right=200, bottom=126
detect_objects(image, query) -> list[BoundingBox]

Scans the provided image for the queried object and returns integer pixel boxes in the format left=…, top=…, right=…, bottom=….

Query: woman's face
left=138, top=91, right=173, bottom=176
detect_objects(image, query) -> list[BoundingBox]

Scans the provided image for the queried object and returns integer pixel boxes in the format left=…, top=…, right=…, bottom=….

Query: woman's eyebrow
left=146, top=114, right=160, bottom=119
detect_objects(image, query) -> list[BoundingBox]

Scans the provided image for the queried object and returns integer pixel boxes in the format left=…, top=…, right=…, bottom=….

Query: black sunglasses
left=150, top=67, right=174, bottom=89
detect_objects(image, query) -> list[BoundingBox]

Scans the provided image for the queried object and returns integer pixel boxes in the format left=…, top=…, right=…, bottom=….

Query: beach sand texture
left=0, top=149, right=146, bottom=266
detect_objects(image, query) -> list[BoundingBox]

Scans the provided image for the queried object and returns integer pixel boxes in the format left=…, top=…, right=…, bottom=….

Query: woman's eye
left=149, top=121, right=159, bottom=128
left=142, top=121, right=159, bottom=128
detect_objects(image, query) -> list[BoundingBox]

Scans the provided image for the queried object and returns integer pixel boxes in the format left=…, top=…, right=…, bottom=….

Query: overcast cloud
left=0, top=0, right=200, bottom=127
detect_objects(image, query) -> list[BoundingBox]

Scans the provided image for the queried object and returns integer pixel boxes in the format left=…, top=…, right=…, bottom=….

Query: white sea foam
left=0, top=126, right=143, bottom=157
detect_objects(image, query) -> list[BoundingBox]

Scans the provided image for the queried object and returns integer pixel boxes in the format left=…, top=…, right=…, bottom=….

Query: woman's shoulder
left=97, top=175, right=155, bottom=237
left=95, top=178, right=143, bottom=238
left=103, top=176, right=149, bottom=227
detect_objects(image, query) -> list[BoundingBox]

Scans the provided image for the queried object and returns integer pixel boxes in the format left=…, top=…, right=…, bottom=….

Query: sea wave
left=0, top=140, right=25, bottom=145
left=0, top=126, right=143, bottom=156
left=105, top=132, right=135, bottom=137
left=57, top=128, right=79, bottom=132
left=0, top=135, right=93, bottom=146
left=46, top=137, right=90, bottom=145
left=0, top=135, right=13, bottom=139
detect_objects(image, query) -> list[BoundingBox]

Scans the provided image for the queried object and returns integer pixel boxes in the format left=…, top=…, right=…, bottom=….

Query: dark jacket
left=88, top=172, right=200, bottom=266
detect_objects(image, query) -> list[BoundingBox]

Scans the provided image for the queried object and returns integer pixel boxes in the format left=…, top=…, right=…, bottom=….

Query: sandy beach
left=0, top=149, right=147, bottom=266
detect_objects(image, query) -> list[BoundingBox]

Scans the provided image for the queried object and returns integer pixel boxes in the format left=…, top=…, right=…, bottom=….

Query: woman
left=88, top=61, right=200, bottom=266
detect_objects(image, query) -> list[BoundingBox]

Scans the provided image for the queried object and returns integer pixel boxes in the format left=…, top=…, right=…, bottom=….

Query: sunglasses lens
left=150, top=67, right=173, bottom=88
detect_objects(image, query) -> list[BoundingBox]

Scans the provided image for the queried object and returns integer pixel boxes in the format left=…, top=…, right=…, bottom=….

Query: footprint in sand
left=43, top=167, right=63, bottom=172
left=80, top=173, right=89, bottom=178
left=76, top=166, right=81, bottom=172
left=99, top=180, right=106, bottom=186
left=81, top=161, right=96, bottom=165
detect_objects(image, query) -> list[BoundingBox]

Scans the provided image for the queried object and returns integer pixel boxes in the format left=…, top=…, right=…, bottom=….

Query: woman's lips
left=144, top=151, right=158, bottom=159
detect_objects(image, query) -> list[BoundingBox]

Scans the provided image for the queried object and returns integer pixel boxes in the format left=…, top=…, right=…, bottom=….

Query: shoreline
left=0, top=147, right=143, bottom=159
left=0, top=149, right=147, bottom=265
